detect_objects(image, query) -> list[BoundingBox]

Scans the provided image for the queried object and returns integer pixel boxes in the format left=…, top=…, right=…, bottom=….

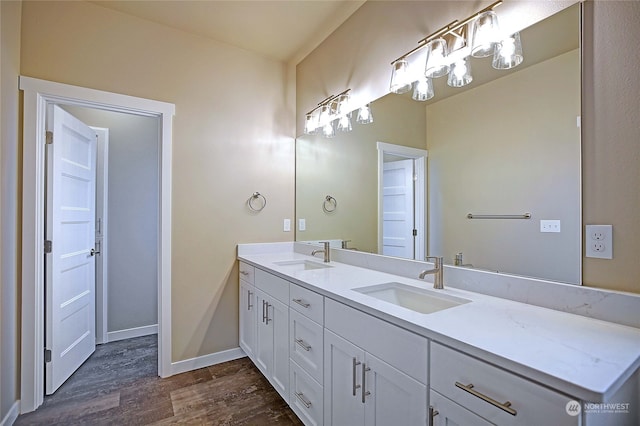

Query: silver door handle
left=352, top=357, right=361, bottom=396
left=428, top=406, right=439, bottom=426
left=90, top=248, right=96, bottom=256
left=262, top=300, right=267, bottom=323
left=247, top=291, right=253, bottom=310
left=265, top=302, right=271, bottom=324
left=362, top=363, right=371, bottom=403
left=295, top=338, right=311, bottom=351
left=292, top=298, right=310, bottom=308
left=295, top=392, right=312, bottom=408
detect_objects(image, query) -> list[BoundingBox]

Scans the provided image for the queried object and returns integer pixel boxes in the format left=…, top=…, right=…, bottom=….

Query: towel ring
left=248, top=192, right=267, bottom=212
left=323, top=195, right=337, bottom=213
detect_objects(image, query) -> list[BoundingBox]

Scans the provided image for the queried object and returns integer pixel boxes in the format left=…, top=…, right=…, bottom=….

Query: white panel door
left=45, top=105, right=97, bottom=394
left=382, top=159, right=415, bottom=259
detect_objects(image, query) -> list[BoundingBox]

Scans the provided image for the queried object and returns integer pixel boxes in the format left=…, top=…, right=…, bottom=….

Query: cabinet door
left=255, top=289, right=273, bottom=378
left=239, top=280, right=256, bottom=359
left=430, top=390, right=493, bottom=426
left=324, top=330, right=365, bottom=426
left=271, top=296, right=289, bottom=403
left=363, top=353, right=427, bottom=426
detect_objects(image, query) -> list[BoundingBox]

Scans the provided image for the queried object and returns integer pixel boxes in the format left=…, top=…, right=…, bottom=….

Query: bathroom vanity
left=238, top=242, right=640, bottom=426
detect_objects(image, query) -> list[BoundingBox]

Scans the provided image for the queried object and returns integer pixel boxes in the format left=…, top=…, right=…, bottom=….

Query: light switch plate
left=585, top=225, right=613, bottom=259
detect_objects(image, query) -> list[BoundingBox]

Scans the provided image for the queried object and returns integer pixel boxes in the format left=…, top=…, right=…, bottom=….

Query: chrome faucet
left=311, top=241, right=330, bottom=263
left=419, top=256, right=444, bottom=289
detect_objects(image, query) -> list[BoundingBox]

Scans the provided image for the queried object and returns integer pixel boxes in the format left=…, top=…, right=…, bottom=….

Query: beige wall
left=296, top=93, right=426, bottom=252
left=20, top=1, right=295, bottom=362
left=582, top=1, right=640, bottom=292
left=297, top=0, right=639, bottom=294
left=427, top=50, right=581, bottom=283
left=1, top=0, right=22, bottom=420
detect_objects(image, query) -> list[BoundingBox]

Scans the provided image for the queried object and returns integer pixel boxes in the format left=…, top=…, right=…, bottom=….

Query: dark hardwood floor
left=15, top=335, right=303, bottom=425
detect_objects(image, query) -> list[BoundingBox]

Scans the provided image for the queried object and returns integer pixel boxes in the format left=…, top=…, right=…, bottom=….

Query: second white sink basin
left=273, top=260, right=333, bottom=271
left=354, top=282, right=470, bottom=314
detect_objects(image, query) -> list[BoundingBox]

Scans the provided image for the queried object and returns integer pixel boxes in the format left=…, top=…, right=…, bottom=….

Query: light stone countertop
left=237, top=246, right=640, bottom=403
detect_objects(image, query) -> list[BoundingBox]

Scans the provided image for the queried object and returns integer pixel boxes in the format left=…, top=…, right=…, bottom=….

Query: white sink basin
left=273, top=260, right=333, bottom=271
left=354, top=282, right=470, bottom=314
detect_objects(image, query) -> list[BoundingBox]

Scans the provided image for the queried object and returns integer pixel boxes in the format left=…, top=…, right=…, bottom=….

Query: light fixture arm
left=306, top=89, right=351, bottom=115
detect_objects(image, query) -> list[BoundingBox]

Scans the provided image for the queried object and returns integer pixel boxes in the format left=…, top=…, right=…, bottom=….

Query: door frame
left=92, top=126, right=109, bottom=345
left=377, top=142, right=427, bottom=261
left=20, top=76, right=174, bottom=413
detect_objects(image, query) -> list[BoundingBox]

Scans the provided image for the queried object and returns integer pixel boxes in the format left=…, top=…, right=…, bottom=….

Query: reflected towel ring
left=323, top=195, right=337, bottom=213
left=248, top=192, right=267, bottom=212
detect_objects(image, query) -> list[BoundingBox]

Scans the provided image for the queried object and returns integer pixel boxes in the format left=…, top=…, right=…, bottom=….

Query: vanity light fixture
left=388, top=0, right=523, bottom=101
left=356, top=103, right=374, bottom=124
left=304, top=89, right=371, bottom=138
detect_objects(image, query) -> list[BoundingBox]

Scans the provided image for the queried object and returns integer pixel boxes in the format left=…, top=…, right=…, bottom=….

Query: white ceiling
left=90, top=0, right=366, bottom=64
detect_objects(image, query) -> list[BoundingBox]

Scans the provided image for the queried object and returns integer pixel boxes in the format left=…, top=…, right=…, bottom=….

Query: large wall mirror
left=296, top=4, right=581, bottom=284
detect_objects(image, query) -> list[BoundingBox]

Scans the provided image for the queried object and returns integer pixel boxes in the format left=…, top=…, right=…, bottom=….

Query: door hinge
left=413, top=229, right=418, bottom=237
left=45, top=131, right=53, bottom=145
left=44, top=348, right=52, bottom=363
left=44, top=240, right=52, bottom=253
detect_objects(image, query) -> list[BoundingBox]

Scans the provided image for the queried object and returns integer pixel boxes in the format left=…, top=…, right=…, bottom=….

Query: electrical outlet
left=298, top=218, right=306, bottom=231
left=540, top=220, right=561, bottom=233
left=585, top=225, right=613, bottom=259
left=283, top=219, right=291, bottom=232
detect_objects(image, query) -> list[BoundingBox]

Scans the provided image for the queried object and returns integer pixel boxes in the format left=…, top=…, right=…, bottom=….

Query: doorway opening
left=377, top=142, right=427, bottom=260
left=20, top=76, right=174, bottom=413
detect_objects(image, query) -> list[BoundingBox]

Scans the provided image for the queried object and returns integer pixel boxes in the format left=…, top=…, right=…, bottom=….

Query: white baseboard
left=171, top=347, right=246, bottom=376
left=106, top=324, right=158, bottom=343
left=1, top=400, right=20, bottom=426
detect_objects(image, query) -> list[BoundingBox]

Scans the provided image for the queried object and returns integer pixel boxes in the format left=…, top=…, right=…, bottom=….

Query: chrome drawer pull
left=295, top=338, right=311, bottom=351
left=265, top=302, right=272, bottom=324
left=428, top=406, right=439, bottom=426
left=362, top=363, right=371, bottom=403
left=292, top=298, right=311, bottom=308
left=455, top=382, right=517, bottom=416
left=295, top=391, right=312, bottom=408
left=240, top=270, right=249, bottom=276
left=247, top=291, right=253, bottom=310
left=352, top=357, right=361, bottom=396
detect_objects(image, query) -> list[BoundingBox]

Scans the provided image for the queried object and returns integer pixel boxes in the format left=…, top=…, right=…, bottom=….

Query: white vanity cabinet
left=323, top=298, right=428, bottom=426
left=430, top=342, right=580, bottom=426
left=238, top=262, right=256, bottom=358
left=289, top=283, right=325, bottom=426
left=253, top=269, right=290, bottom=403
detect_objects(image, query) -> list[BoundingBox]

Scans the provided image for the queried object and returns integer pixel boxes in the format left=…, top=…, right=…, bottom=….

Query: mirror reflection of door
left=382, top=158, right=415, bottom=258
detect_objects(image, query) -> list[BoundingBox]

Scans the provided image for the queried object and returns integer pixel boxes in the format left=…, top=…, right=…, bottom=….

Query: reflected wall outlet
left=585, top=224, right=612, bottom=259
left=298, top=218, right=306, bottom=231
left=540, top=220, right=561, bottom=233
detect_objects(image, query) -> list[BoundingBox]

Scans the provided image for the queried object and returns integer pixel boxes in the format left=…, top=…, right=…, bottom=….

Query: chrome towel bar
left=467, top=212, right=531, bottom=219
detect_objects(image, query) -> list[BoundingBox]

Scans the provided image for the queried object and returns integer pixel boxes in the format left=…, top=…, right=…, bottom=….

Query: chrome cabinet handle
left=262, top=300, right=267, bottom=323
left=247, top=291, right=253, bottom=310
left=361, top=363, right=371, bottom=403
left=292, top=298, right=310, bottom=308
left=265, top=302, right=272, bottom=324
left=455, top=382, right=517, bottom=416
left=428, top=406, right=439, bottom=426
left=295, top=338, right=311, bottom=351
left=352, top=357, right=361, bottom=396
left=240, top=270, right=249, bottom=276
left=295, top=391, right=312, bottom=409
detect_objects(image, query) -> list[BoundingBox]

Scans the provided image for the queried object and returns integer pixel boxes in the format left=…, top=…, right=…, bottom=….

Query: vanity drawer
left=290, top=360, right=323, bottom=426
left=290, top=283, right=324, bottom=325
left=290, top=310, right=323, bottom=384
left=239, top=261, right=255, bottom=285
left=255, top=268, right=289, bottom=304
left=430, top=343, right=579, bottom=426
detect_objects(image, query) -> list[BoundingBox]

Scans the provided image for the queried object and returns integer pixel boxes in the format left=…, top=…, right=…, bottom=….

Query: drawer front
left=430, top=343, right=580, bottom=426
left=430, top=390, right=493, bottom=426
left=290, top=310, right=323, bottom=384
left=324, top=298, right=428, bottom=384
left=255, top=268, right=289, bottom=304
left=290, top=361, right=323, bottom=426
left=239, top=261, right=255, bottom=284
left=290, top=283, right=324, bottom=325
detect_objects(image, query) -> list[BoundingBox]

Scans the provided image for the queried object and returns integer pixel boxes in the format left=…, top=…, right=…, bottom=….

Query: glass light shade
left=356, top=103, right=373, bottom=124
left=323, top=120, right=336, bottom=138
left=425, top=38, right=450, bottom=78
left=318, top=104, right=332, bottom=127
left=304, top=112, right=318, bottom=134
left=412, top=76, right=434, bottom=101
left=390, top=59, right=412, bottom=94
left=492, top=32, right=524, bottom=70
left=337, top=113, right=352, bottom=132
left=470, top=10, right=500, bottom=58
left=447, top=58, right=473, bottom=88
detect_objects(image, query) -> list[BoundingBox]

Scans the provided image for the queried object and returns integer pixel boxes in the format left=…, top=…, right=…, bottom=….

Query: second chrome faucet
left=311, top=241, right=331, bottom=263
left=419, top=256, right=444, bottom=289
